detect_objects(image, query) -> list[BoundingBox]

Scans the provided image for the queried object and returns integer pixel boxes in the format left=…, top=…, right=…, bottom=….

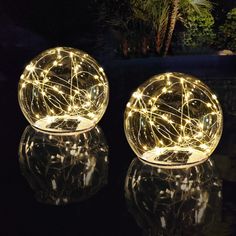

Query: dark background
left=0, top=0, right=236, bottom=235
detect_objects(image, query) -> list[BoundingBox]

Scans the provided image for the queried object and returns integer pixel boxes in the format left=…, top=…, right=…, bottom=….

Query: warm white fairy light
left=124, top=72, right=223, bottom=168
left=18, top=47, right=109, bottom=133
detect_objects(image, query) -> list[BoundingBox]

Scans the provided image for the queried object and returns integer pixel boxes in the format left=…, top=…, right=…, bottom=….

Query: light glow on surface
left=19, top=125, right=108, bottom=205
left=124, top=72, right=223, bottom=168
left=18, top=47, right=109, bottom=133
left=125, top=158, right=222, bottom=234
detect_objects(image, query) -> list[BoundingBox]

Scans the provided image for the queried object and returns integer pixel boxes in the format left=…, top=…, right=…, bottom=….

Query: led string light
left=18, top=47, right=109, bottom=133
left=124, top=72, right=223, bottom=167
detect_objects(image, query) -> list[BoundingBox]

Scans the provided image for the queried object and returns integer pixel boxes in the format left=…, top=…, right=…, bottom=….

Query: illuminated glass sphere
left=19, top=125, right=108, bottom=205
left=124, top=72, right=223, bottom=168
left=18, top=47, right=109, bottom=133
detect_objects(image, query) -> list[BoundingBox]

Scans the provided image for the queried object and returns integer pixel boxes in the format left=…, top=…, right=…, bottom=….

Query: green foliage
left=130, top=0, right=170, bottom=54
left=174, top=10, right=216, bottom=54
left=179, top=0, right=212, bottom=14
left=131, top=0, right=170, bottom=30
left=218, top=8, right=236, bottom=52
left=95, top=0, right=132, bottom=32
left=94, top=0, right=215, bottom=56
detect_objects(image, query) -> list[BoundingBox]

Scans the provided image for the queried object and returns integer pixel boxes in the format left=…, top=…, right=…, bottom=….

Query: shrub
left=218, top=8, right=236, bottom=52
left=174, top=10, right=216, bottom=54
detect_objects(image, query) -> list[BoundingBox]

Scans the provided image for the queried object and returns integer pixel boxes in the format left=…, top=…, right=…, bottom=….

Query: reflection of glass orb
left=125, top=158, right=222, bottom=235
left=124, top=72, right=223, bottom=168
left=19, top=125, right=108, bottom=205
left=18, top=47, right=109, bottom=133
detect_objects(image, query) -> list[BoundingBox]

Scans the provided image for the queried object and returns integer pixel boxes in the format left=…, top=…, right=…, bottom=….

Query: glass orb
left=125, top=158, right=222, bottom=235
left=124, top=72, right=223, bottom=168
left=19, top=125, right=108, bottom=205
left=18, top=47, right=109, bottom=133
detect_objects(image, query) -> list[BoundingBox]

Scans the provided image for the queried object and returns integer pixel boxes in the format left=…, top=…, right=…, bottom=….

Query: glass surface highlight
left=125, top=158, right=222, bottom=235
left=18, top=47, right=109, bottom=133
left=19, top=125, right=108, bottom=205
left=124, top=72, right=223, bottom=168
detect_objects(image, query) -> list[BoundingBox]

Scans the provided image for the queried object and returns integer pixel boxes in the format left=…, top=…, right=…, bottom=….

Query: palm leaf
left=181, top=0, right=212, bottom=14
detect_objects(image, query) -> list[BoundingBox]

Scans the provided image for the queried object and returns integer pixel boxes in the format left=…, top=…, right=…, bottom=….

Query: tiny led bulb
left=124, top=72, right=223, bottom=168
left=18, top=47, right=109, bottom=133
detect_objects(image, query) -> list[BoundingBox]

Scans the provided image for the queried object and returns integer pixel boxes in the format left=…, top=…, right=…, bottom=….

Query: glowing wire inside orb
left=18, top=47, right=109, bottom=133
left=124, top=72, right=223, bottom=168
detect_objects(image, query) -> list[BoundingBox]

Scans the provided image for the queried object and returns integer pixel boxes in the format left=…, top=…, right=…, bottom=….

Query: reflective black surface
left=19, top=126, right=108, bottom=205
left=125, top=158, right=222, bottom=236
left=1, top=64, right=236, bottom=236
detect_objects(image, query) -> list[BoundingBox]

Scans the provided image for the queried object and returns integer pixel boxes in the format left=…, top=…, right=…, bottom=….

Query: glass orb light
left=19, top=125, right=108, bottom=205
left=124, top=72, right=223, bottom=168
left=18, top=47, right=109, bottom=133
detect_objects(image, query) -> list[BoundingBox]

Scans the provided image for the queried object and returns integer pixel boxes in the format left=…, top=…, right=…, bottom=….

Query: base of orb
left=139, top=146, right=209, bottom=169
left=33, top=115, right=95, bottom=134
